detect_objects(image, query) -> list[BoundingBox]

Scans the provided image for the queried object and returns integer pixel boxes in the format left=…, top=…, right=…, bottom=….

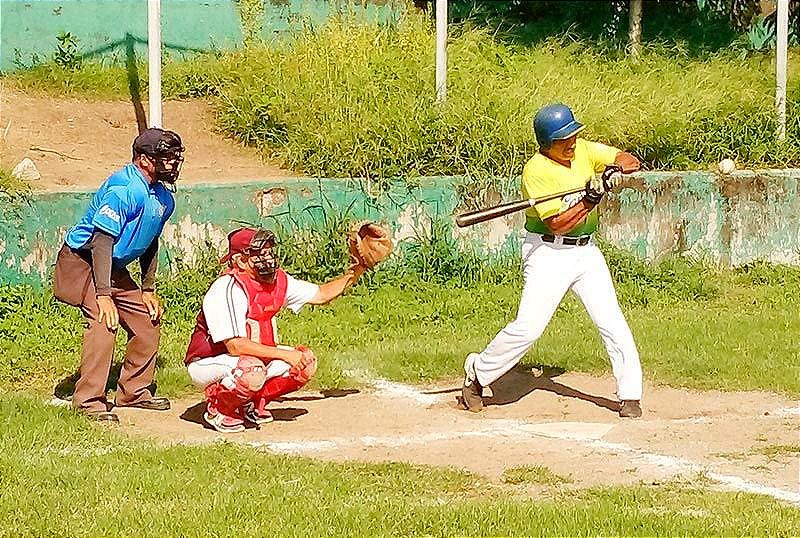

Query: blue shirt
left=65, top=164, right=175, bottom=267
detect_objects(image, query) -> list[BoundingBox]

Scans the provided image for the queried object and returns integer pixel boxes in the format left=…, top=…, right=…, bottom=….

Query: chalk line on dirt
left=247, top=380, right=800, bottom=506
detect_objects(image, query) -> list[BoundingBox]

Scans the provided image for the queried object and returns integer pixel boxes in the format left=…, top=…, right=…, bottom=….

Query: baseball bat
left=454, top=186, right=586, bottom=228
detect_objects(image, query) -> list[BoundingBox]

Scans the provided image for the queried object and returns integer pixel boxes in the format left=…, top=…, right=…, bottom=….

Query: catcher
left=184, top=223, right=391, bottom=433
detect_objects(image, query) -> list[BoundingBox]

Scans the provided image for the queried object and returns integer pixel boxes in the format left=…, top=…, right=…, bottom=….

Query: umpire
left=53, top=128, right=184, bottom=422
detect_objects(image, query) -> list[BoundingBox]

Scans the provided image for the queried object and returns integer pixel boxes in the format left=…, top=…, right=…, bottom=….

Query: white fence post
left=776, top=0, right=789, bottom=142
left=148, top=0, right=163, bottom=128
left=435, top=0, right=447, bottom=104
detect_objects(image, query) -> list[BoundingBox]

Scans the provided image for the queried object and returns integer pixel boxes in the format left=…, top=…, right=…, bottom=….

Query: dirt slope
left=0, top=86, right=297, bottom=191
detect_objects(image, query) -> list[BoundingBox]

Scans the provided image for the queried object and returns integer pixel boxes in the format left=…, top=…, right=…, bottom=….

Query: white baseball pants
left=187, top=353, right=291, bottom=389
left=472, top=233, right=642, bottom=401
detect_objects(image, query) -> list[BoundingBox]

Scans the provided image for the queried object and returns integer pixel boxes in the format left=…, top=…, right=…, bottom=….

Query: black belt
left=541, top=234, right=591, bottom=246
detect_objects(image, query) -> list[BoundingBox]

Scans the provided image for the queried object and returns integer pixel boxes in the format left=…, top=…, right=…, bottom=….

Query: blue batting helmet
left=533, top=103, right=585, bottom=149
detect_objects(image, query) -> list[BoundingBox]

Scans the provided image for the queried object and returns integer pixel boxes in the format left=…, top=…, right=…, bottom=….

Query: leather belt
left=541, top=234, right=591, bottom=246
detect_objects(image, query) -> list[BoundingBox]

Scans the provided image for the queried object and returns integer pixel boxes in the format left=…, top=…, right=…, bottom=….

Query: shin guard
left=253, top=357, right=316, bottom=414
left=205, top=356, right=267, bottom=419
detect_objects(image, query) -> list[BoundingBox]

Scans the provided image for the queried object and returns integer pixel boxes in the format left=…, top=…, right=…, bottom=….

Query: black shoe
left=117, top=397, right=171, bottom=411
left=619, top=400, right=642, bottom=418
left=461, top=379, right=484, bottom=412
left=87, top=411, right=120, bottom=423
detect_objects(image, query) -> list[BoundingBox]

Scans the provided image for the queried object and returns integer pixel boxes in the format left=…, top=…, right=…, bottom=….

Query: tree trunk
left=628, top=0, right=643, bottom=56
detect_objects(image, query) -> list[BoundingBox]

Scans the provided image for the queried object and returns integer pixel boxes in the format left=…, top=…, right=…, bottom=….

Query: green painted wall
left=2, top=171, right=800, bottom=287
left=0, top=0, right=405, bottom=72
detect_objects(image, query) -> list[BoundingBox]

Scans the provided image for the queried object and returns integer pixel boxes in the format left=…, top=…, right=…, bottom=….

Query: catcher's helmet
left=532, top=103, right=584, bottom=149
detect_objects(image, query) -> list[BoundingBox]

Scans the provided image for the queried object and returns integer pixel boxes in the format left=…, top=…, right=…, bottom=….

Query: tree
left=628, top=0, right=643, bottom=56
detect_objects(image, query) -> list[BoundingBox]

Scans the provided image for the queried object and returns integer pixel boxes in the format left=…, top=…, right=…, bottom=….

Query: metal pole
left=435, top=0, right=447, bottom=104
left=776, top=0, right=789, bottom=142
left=148, top=0, right=162, bottom=128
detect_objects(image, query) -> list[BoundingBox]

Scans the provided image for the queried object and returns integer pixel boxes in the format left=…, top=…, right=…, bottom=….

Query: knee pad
left=232, top=356, right=267, bottom=393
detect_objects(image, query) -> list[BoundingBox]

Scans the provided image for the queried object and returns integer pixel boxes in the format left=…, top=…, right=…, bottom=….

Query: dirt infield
left=0, top=87, right=295, bottom=191
left=110, top=368, right=800, bottom=504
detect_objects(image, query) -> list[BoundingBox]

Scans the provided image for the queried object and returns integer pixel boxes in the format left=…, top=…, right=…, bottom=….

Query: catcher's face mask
left=245, top=230, right=279, bottom=283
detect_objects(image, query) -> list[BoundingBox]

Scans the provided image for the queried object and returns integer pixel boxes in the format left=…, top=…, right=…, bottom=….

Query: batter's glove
left=601, top=165, right=624, bottom=192
left=584, top=180, right=604, bottom=205
left=347, top=221, right=393, bottom=269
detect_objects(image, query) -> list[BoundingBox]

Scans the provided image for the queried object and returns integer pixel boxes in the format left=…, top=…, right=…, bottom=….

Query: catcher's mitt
left=348, top=221, right=393, bottom=269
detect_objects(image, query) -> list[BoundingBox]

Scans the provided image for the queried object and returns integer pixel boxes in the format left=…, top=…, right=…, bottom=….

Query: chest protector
left=184, top=269, right=288, bottom=364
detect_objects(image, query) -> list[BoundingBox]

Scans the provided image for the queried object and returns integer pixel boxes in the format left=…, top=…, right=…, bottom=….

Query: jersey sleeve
left=202, top=276, right=249, bottom=343
left=89, top=187, right=131, bottom=238
left=283, top=274, right=321, bottom=314
left=585, top=140, right=621, bottom=173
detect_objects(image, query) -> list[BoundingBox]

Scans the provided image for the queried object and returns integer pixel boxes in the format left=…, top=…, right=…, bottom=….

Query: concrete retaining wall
left=2, top=171, right=799, bottom=287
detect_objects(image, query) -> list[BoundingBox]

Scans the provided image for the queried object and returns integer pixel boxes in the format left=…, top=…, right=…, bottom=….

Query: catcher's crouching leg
left=253, top=357, right=317, bottom=418
left=204, top=356, right=267, bottom=433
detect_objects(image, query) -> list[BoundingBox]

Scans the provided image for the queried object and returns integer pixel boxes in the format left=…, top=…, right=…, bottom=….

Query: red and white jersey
left=203, top=273, right=319, bottom=346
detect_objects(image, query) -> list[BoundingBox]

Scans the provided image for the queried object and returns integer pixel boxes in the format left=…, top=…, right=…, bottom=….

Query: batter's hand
left=613, top=152, right=640, bottom=173
left=601, top=165, right=624, bottom=191
left=96, top=295, right=119, bottom=330
left=141, top=291, right=163, bottom=322
left=584, top=180, right=604, bottom=205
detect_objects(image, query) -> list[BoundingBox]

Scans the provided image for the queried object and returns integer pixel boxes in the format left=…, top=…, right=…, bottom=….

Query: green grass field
left=2, top=243, right=799, bottom=398
left=1, top=396, right=798, bottom=537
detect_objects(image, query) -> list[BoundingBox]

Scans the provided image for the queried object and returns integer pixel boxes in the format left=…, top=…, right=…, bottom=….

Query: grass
left=0, top=164, right=30, bottom=200
left=1, top=239, right=799, bottom=400
left=501, top=465, right=572, bottom=486
left=0, top=395, right=798, bottom=537
left=716, top=444, right=800, bottom=462
left=5, top=15, right=800, bottom=177
left=755, top=444, right=800, bottom=459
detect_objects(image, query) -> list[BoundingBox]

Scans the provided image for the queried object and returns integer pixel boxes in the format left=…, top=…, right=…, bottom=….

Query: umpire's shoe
left=461, top=353, right=484, bottom=412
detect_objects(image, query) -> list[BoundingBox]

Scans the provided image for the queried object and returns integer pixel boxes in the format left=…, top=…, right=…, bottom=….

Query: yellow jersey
left=521, top=138, right=619, bottom=237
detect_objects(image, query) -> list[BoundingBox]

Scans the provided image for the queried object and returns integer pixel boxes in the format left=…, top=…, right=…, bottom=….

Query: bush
left=7, top=15, right=799, bottom=177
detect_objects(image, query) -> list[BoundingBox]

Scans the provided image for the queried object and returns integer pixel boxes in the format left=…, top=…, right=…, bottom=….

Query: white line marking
left=252, top=440, right=338, bottom=453
left=586, top=439, right=800, bottom=505
left=370, top=379, right=441, bottom=406
left=519, top=422, right=616, bottom=441
left=773, top=407, right=800, bottom=417
left=251, top=418, right=800, bottom=506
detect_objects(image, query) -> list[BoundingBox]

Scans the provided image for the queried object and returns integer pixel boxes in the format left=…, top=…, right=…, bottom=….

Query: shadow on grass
left=53, top=362, right=159, bottom=402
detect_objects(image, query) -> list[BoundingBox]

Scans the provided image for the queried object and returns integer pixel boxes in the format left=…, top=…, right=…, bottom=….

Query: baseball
left=718, top=158, right=736, bottom=174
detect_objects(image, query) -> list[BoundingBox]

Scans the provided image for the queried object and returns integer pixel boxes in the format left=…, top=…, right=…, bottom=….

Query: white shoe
left=463, top=353, right=480, bottom=386
left=461, top=353, right=484, bottom=412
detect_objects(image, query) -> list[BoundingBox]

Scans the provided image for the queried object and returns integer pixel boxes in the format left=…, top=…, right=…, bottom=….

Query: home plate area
left=113, top=368, right=800, bottom=505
